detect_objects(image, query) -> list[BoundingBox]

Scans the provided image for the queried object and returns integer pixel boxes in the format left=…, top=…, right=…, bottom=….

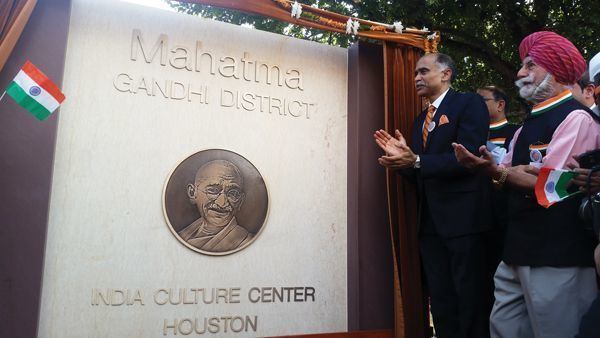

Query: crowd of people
left=374, top=31, right=600, bottom=338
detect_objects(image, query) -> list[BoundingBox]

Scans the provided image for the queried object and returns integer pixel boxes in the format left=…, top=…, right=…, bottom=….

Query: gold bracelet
left=492, top=167, right=509, bottom=188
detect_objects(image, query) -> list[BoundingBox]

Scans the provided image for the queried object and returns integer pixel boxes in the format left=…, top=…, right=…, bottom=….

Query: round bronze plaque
left=163, top=149, right=268, bottom=256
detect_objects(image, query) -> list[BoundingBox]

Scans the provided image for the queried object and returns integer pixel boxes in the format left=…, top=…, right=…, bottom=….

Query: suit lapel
left=424, top=89, right=454, bottom=151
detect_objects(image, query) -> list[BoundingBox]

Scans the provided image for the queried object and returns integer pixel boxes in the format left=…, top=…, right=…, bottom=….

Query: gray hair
left=433, top=53, right=457, bottom=83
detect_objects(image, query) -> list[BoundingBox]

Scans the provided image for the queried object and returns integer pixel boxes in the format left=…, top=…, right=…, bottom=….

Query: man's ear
left=584, top=84, right=596, bottom=99
left=497, top=100, right=506, bottom=113
left=441, top=68, right=452, bottom=83
left=187, top=184, right=196, bottom=204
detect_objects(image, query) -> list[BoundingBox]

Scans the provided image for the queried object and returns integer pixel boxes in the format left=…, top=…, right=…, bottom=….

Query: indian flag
left=535, top=167, right=580, bottom=208
left=5, top=61, right=65, bottom=120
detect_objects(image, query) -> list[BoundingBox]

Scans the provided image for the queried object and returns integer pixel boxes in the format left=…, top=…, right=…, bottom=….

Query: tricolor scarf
left=489, top=118, right=509, bottom=130
left=530, top=90, right=572, bottom=116
left=489, top=119, right=509, bottom=146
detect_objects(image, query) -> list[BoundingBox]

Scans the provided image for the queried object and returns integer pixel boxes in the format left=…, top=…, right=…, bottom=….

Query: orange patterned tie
left=422, top=105, right=436, bottom=147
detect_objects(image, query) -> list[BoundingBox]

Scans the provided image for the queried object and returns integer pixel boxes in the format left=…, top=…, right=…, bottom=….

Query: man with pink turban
left=453, top=31, right=600, bottom=338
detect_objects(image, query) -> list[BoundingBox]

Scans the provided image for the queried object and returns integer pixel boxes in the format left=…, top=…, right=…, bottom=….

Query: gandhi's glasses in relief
left=201, top=185, right=243, bottom=203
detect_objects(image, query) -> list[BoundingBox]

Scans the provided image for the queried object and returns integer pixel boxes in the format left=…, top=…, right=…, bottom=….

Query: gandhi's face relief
left=188, top=161, right=245, bottom=227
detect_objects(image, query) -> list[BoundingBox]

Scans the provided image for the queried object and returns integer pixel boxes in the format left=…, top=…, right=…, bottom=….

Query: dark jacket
left=409, top=89, right=491, bottom=238
left=504, top=98, right=597, bottom=267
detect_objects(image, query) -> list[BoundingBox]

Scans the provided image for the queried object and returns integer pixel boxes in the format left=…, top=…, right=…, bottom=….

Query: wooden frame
left=0, top=0, right=38, bottom=72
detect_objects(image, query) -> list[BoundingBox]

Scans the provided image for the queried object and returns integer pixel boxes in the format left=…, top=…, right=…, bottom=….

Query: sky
left=118, top=0, right=260, bottom=30
left=121, top=0, right=175, bottom=11
left=120, top=0, right=258, bottom=29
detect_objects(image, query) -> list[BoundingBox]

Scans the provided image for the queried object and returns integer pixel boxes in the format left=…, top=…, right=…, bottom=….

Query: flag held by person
left=535, top=167, right=580, bottom=208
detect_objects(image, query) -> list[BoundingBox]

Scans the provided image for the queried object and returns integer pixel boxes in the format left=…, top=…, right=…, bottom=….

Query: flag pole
left=0, top=90, right=6, bottom=102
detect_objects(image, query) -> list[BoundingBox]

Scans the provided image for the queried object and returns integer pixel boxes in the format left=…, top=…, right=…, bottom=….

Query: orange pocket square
left=439, top=114, right=450, bottom=125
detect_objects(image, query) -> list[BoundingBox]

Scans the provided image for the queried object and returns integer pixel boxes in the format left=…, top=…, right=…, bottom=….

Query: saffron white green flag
left=5, top=60, right=65, bottom=120
left=535, top=167, right=580, bottom=208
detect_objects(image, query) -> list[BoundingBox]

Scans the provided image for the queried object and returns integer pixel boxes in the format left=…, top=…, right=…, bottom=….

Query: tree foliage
left=169, top=0, right=600, bottom=114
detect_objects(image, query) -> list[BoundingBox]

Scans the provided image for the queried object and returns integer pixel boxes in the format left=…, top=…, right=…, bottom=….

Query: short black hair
left=478, top=85, right=509, bottom=113
left=577, top=70, right=592, bottom=90
left=434, top=53, right=457, bottom=83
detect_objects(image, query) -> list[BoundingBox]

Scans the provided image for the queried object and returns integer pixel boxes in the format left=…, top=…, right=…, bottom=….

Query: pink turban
left=519, top=31, right=586, bottom=84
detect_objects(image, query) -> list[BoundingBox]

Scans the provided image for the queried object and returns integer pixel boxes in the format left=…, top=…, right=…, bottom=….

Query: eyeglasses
left=201, top=185, right=243, bottom=203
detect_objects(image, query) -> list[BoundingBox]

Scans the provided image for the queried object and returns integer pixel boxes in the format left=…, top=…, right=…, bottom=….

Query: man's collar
left=530, top=90, right=573, bottom=115
left=430, top=88, right=450, bottom=109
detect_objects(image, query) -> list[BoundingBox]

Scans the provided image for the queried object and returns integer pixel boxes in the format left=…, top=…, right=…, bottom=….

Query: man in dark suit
left=374, top=53, right=491, bottom=338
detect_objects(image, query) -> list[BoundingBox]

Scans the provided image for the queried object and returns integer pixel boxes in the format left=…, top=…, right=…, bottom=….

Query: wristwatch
left=413, top=155, right=421, bottom=169
left=492, top=166, right=509, bottom=188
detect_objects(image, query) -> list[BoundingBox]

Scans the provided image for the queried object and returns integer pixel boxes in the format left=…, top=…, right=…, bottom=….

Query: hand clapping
left=374, top=129, right=417, bottom=169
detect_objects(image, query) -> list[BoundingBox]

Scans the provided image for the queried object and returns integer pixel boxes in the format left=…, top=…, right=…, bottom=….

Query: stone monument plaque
left=38, top=0, right=348, bottom=337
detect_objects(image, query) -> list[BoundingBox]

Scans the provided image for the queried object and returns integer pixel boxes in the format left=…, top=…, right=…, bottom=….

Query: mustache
left=515, top=73, right=535, bottom=88
left=207, top=203, right=232, bottom=213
